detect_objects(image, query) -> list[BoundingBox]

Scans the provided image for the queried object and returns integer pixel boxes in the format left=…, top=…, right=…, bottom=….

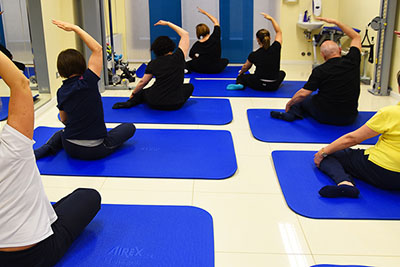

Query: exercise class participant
left=34, top=20, right=136, bottom=160
left=232, top=12, right=285, bottom=91
left=271, top=17, right=361, bottom=125
left=112, top=20, right=193, bottom=110
left=186, top=7, right=228, bottom=74
left=314, top=100, right=400, bottom=198
left=0, top=45, right=101, bottom=266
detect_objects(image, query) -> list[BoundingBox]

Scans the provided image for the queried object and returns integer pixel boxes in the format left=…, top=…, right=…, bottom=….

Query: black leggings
left=34, top=123, right=136, bottom=160
left=114, top=83, right=194, bottom=110
left=319, top=148, right=400, bottom=190
left=186, top=58, right=229, bottom=74
left=0, top=188, right=101, bottom=267
left=236, top=71, right=286, bottom=91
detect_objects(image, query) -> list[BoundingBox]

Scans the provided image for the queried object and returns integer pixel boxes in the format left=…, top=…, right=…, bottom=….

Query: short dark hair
left=196, top=23, right=210, bottom=39
left=57, top=49, right=86, bottom=78
left=151, top=36, right=175, bottom=57
left=397, top=70, right=400, bottom=87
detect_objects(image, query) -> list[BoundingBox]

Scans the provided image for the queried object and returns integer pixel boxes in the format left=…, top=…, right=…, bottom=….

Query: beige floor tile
left=216, top=252, right=314, bottom=267
left=314, top=255, right=400, bottom=267
left=101, top=177, right=194, bottom=192
left=193, top=192, right=311, bottom=254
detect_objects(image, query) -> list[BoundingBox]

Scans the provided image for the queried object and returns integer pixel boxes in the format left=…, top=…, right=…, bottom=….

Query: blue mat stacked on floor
left=34, top=127, right=237, bottom=179
left=136, top=63, right=247, bottom=79
left=247, top=109, right=378, bottom=145
left=55, top=204, right=214, bottom=267
left=191, top=79, right=305, bottom=98
left=312, top=265, right=370, bottom=267
left=0, top=95, right=39, bottom=121
left=102, top=97, right=232, bottom=125
left=272, top=150, right=400, bottom=220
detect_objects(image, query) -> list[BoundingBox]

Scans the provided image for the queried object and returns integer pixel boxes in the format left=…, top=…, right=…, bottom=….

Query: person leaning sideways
left=186, top=7, right=229, bottom=74
left=271, top=17, right=361, bottom=125
left=0, top=46, right=101, bottom=266
left=234, top=12, right=285, bottom=91
left=113, top=20, right=193, bottom=110
left=312, top=31, right=400, bottom=198
left=34, top=20, right=136, bottom=160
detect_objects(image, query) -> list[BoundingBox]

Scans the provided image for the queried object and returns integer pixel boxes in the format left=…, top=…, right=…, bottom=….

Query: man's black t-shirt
left=303, top=46, right=361, bottom=115
left=189, top=26, right=222, bottom=61
left=144, top=47, right=186, bottom=105
left=248, top=41, right=281, bottom=80
left=57, top=69, right=107, bottom=140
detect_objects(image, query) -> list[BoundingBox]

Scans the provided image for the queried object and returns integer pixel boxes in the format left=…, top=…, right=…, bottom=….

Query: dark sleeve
left=145, top=61, right=154, bottom=74
left=56, top=88, right=63, bottom=110
left=0, top=44, right=13, bottom=59
left=83, top=69, right=100, bottom=84
left=189, top=42, right=198, bottom=59
left=173, top=47, right=185, bottom=62
left=344, top=47, right=361, bottom=66
left=303, top=68, right=321, bottom=91
left=248, top=51, right=256, bottom=64
left=210, top=25, right=221, bottom=40
left=270, top=41, right=281, bottom=53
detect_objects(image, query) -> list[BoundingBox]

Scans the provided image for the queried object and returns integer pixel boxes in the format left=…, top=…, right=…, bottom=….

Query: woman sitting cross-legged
left=186, top=7, right=229, bottom=74
left=314, top=101, right=400, bottom=198
left=112, top=20, right=193, bottom=110
left=231, top=13, right=285, bottom=91
left=34, top=20, right=136, bottom=160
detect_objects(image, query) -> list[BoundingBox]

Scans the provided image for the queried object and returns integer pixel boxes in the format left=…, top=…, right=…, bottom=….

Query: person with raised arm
left=186, top=7, right=229, bottom=74
left=270, top=17, right=361, bottom=125
left=112, top=20, right=193, bottom=110
left=0, top=41, right=101, bottom=266
left=314, top=85, right=400, bottom=198
left=230, top=13, right=285, bottom=91
left=34, top=20, right=136, bottom=160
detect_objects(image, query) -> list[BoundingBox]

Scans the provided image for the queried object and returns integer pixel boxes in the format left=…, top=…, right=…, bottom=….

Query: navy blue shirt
left=57, top=69, right=107, bottom=140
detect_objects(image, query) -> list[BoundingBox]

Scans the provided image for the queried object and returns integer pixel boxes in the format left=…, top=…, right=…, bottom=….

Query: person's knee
left=74, top=188, right=101, bottom=210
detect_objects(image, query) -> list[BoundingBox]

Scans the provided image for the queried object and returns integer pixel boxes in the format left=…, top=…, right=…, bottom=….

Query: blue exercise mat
left=248, top=109, right=378, bottom=145
left=0, top=94, right=39, bottom=121
left=33, top=127, right=237, bottom=179
left=102, top=97, right=232, bottom=125
left=191, top=79, right=305, bottom=98
left=136, top=63, right=248, bottom=79
left=55, top=204, right=214, bottom=267
left=272, top=150, right=400, bottom=220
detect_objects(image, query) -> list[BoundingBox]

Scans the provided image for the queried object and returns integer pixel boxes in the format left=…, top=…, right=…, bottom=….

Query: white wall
left=253, top=0, right=280, bottom=49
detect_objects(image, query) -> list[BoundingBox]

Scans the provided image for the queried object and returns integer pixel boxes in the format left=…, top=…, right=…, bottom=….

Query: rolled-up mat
left=247, top=109, right=378, bottom=145
left=191, top=79, right=305, bottom=98
left=102, top=97, right=232, bottom=125
left=34, top=127, right=237, bottom=179
left=272, top=150, right=400, bottom=220
left=55, top=204, right=214, bottom=267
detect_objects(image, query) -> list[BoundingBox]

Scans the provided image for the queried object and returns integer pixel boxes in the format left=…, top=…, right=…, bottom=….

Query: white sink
left=297, top=21, right=324, bottom=31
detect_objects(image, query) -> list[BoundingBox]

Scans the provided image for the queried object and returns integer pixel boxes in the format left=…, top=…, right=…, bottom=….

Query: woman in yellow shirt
left=314, top=101, right=400, bottom=198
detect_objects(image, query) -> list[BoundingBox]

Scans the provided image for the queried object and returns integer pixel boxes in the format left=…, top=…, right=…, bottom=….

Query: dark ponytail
left=256, top=29, right=271, bottom=50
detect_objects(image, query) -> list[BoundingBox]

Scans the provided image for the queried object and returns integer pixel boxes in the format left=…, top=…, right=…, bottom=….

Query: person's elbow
left=93, top=45, right=103, bottom=57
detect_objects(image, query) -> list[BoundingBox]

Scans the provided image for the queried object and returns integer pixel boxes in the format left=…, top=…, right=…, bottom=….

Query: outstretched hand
left=154, top=20, right=169, bottom=27
left=395, top=31, right=400, bottom=38
left=52, top=19, right=76, bottom=31
left=261, top=12, right=272, bottom=20
left=315, top=17, right=336, bottom=24
left=197, top=7, right=207, bottom=15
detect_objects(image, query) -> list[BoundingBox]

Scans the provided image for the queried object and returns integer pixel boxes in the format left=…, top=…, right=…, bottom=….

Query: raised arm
left=154, top=20, right=190, bottom=58
left=316, top=17, right=361, bottom=51
left=0, top=51, right=33, bottom=139
left=314, top=124, right=379, bottom=167
left=52, top=19, right=103, bottom=77
left=261, top=13, right=282, bottom=44
left=198, top=7, right=219, bottom=26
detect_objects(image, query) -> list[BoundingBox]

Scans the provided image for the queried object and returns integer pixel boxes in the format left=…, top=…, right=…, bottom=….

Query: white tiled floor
left=34, top=63, right=400, bottom=267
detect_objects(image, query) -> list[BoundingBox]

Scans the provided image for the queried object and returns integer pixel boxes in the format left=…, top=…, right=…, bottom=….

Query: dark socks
left=270, top=111, right=298, bottom=122
left=112, top=98, right=137, bottom=109
left=319, top=184, right=360, bottom=198
left=34, top=130, right=63, bottom=160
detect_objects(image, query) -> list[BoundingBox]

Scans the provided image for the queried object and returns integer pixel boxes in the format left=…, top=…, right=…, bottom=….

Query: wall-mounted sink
left=297, top=21, right=324, bottom=31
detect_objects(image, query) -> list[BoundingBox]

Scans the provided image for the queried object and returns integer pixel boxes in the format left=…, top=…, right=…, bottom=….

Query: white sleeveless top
left=0, top=124, right=57, bottom=247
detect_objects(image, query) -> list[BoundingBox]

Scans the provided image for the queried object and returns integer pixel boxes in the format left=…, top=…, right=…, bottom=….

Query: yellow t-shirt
left=365, top=102, right=400, bottom=172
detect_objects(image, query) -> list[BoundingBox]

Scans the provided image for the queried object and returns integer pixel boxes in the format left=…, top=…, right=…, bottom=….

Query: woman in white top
left=0, top=23, right=101, bottom=267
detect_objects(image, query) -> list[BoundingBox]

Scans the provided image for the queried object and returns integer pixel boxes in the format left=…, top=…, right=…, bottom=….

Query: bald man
left=271, top=17, right=361, bottom=125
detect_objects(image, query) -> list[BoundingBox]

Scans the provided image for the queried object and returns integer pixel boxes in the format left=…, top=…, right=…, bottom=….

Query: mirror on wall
left=0, top=0, right=51, bottom=112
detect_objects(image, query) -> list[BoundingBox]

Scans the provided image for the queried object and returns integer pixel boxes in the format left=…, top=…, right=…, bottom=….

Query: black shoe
left=319, top=185, right=360, bottom=198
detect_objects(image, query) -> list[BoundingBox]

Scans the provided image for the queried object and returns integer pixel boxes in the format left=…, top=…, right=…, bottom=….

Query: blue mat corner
left=56, top=204, right=215, bottom=267
left=248, top=109, right=378, bottom=145
left=272, top=150, right=400, bottom=220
